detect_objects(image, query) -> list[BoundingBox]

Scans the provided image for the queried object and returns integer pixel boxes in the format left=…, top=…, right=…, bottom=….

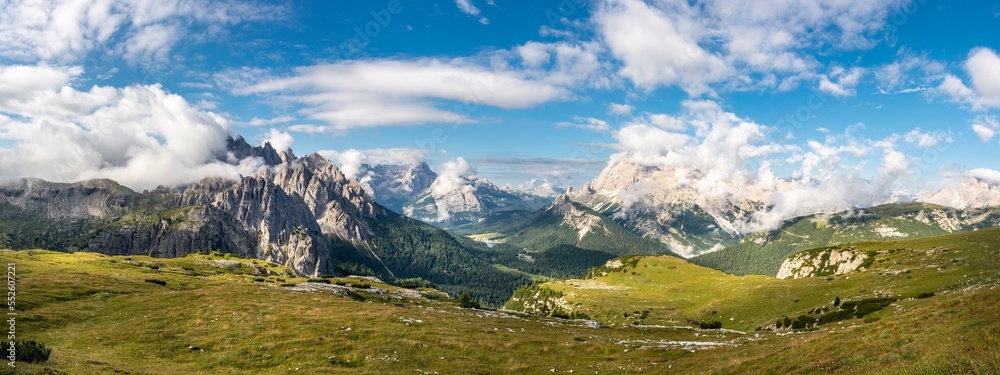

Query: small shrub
left=144, top=279, right=167, bottom=286
left=280, top=283, right=297, bottom=287
left=457, top=293, right=480, bottom=309
left=917, top=292, right=935, bottom=299
left=307, top=278, right=331, bottom=284
left=182, top=266, right=195, bottom=271
left=14, top=340, right=51, bottom=363
left=334, top=281, right=347, bottom=286
left=699, top=321, right=722, bottom=329
left=834, top=297, right=841, bottom=307
left=351, top=283, right=371, bottom=289
left=252, top=277, right=265, bottom=282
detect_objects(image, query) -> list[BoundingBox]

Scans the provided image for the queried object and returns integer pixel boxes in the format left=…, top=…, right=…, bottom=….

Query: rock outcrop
left=776, top=248, right=869, bottom=279
left=0, top=136, right=382, bottom=277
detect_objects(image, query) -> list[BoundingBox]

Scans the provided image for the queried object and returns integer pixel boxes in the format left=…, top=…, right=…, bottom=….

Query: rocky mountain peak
left=920, top=175, right=1000, bottom=210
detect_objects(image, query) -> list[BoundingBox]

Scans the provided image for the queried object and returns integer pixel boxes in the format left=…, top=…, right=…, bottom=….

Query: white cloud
left=971, top=115, right=999, bottom=142
left=903, top=128, right=951, bottom=148
left=0, top=65, right=262, bottom=191
left=608, top=102, right=633, bottom=116
left=818, top=67, right=865, bottom=97
left=514, top=40, right=612, bottom=88
left=592, top=0, right=906, bottom=95
left=0, top=0, right=285, bottom=65
left=874, top=50, right=945, bottom=93
left=236, top=116, right=296, bottom=127
left=430, top=157, right=477, bottom=197
left=236, top=59, right=569, bottom=129
left=594, top=0, right=730, bottom=95
left=261, top=129, right=293, bottom=152
left=319, top=148, right=427, bottom=180
left=557, top=117, right=611, bottom=132
left=937, top=48, right=1000, bottom=110
left=455, top=0, right=489, bottom=24
left=517, top=42, right=550, bottom=68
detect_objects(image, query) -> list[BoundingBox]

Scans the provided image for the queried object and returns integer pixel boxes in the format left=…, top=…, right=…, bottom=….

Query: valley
left=7, top=228, right=1000, bottom=374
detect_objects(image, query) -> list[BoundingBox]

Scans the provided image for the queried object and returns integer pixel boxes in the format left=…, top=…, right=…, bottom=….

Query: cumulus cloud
left=592, top=0, right=906, bottom=95
left=608, top=102, right=633, bottom=116
left=513, top=40, right=612, bottom=89
left=971, top=115, right=999, bottom=142
left=938, top=48, right=1000, bottom=110
left=233, top=59, right=569, bottom=129
left=0, top=65, right=264, bottom=191
left=818, top=67, right=865, bottom=97
left=903, top=128, right=951, bottom=148
left=261, top=128, right=294, bottom=151
left=319, top=148, right=427, bottom=180
left=0, top=0, right=285, bottom=65
left=430, top=157, right=478, bottom=197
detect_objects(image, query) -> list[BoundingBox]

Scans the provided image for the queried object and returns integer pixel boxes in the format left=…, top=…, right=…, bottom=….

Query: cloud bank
left=0, top=65, right=261, bottom=191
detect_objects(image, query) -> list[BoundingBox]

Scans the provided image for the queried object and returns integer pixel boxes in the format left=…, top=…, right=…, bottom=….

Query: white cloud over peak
left=236, top=59, right=570, bottom=129
left=606, top=100, right=923, bottom=233
left=319, top=148, right=427, bottom=180
left=0, top=65, right=262, bottom=191
left=262, top=128, right=293, bottom=152
left=0, top=0, right=285, bottom=65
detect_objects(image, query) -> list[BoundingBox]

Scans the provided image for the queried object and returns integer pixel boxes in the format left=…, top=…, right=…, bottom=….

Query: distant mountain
left=493, top=194, right=674, bottom=257
left=402, top=171, right=549, bottom=230
left=361, top=162, right=437, bottom=213
left=690, top=202, right=1000, bottom=276
left=567, top=158, right=783, bottom=257
left=920, top=173, right=1000, bottom=209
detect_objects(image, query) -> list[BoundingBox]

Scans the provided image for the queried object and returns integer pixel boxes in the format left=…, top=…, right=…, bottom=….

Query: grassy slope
left=689, top=203, right=969, bottom=276
left=506, top=228, right=1000, bottom=332
left=2, top=239, right=999, bottom=374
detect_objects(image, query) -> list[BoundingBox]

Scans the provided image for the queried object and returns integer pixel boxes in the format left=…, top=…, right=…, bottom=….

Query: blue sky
left=0, top=0, right=998, bottom=194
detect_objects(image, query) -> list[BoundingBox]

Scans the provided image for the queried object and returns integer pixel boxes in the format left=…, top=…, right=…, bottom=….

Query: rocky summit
left=0, top=136, right=381, bottom=277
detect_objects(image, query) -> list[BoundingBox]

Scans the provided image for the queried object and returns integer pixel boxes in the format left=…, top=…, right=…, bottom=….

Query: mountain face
left=0, top=137, right=380, bottom=277
left=690, top=202, right=1000, bottom=276
left=920, top=176, right=1000, bottom=209
left=402, top=172, right=549, bottom=229
left=361, top=162, right=437, bottom=213
left=495, top=194, right=673, bottom=257
left=566, top=158, right=780, bottom=257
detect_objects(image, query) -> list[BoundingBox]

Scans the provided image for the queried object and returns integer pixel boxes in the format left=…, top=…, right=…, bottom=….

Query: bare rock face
left=363, top=162, right=438, bottom=213
left=920, top=176, right=1000, bottom=210
left=776, top=248, right=869, bottom=279
left=0, top=136, right=382, bottom=277
left=0, top=178, right=140, bottom=219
